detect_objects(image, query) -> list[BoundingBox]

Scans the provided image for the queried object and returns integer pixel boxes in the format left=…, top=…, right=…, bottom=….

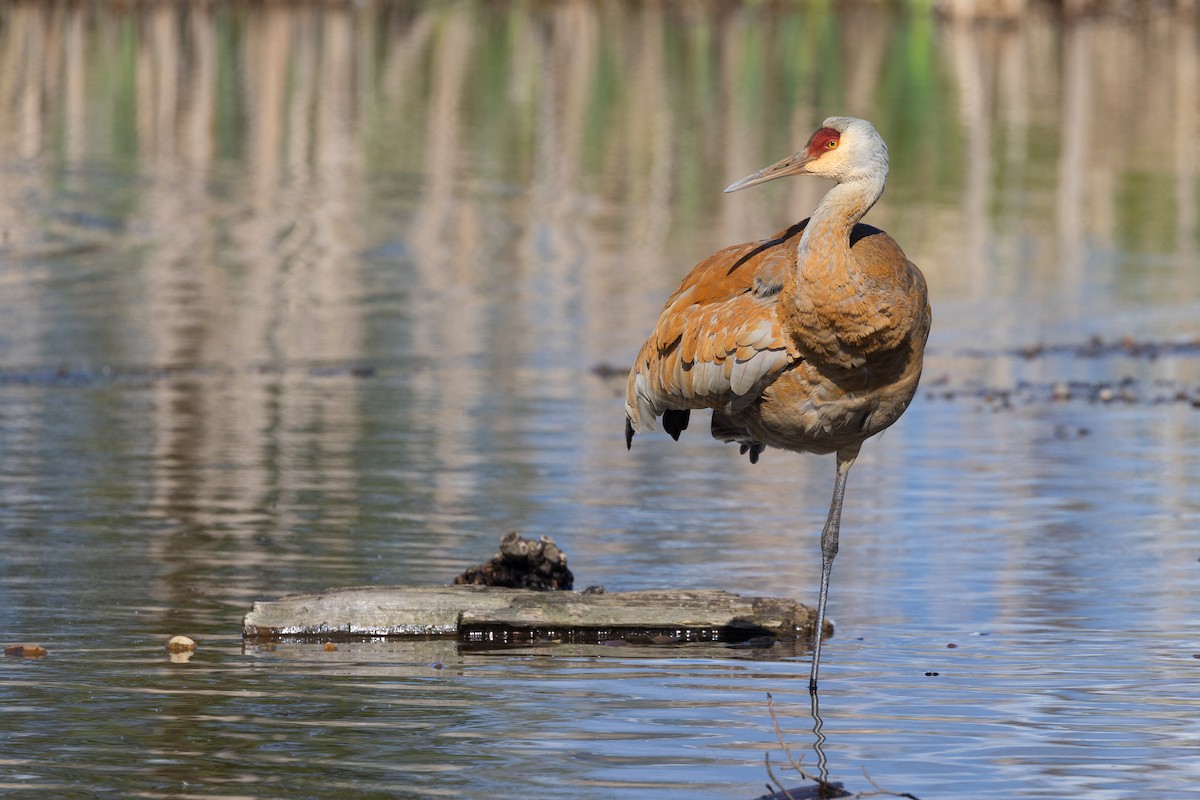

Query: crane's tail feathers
left=625, top=408, right=689, bottom=448
left=624, top=372, right=661, bottom=450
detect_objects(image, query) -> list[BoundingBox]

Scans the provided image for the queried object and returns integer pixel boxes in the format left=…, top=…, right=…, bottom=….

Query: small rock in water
left=165, top=635, right=197, bottom=653
left=323, top=642, right=338, bottom=652
left=453, top=531, right=574, bottom=590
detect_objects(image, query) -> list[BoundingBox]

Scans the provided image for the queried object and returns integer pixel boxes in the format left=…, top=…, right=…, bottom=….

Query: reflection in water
left=0, top=2, right=1199, bottom=799
left=809, top=691, right=830, bottom=787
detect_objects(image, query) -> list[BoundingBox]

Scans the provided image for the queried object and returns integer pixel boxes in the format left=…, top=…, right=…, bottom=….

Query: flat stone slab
left=242, top=585, right=825, bottom=644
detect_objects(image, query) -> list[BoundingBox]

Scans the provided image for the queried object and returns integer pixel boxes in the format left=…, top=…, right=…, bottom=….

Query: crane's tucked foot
left=663, top=409, right=690, bottom=441
left=710, top=413, right=764, bottom=463
left=738, top=443, right=763, bottom=464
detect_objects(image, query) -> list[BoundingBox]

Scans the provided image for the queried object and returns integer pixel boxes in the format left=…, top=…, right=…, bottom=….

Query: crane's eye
left=826, top=140, right=838, bottom=149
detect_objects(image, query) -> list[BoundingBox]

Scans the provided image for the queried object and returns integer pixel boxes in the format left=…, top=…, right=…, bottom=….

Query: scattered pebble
left=430, top=661, right=444, bottom=670
left=946, top=643, right=958, bottom=649
left=1054, top=424, right=1091, bottom=440
left=924, top=671, right=940, bottom=677
left=323, top=642, right=338, bottom=652
left=165, top=635, right=196, bottom=654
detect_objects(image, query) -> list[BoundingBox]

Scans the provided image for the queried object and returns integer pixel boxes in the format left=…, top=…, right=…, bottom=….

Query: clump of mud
left=454, top=531, right=574, bottom=591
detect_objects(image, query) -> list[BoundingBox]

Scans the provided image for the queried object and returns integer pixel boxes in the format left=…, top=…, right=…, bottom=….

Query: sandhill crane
left=625, top=117, right=931, bottom=692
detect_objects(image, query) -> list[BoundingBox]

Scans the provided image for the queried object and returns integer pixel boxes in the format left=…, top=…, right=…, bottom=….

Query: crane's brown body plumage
left=625, top=218, right=928, bottom=459
left=623, top=117, right=931, bottom=692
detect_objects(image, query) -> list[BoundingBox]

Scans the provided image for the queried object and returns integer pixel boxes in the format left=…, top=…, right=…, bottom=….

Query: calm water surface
left=2, top=2, right=1200, bottom=798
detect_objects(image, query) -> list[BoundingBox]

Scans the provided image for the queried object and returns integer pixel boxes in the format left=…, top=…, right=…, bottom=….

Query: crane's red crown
left=806, top=127, right=841, bottom=158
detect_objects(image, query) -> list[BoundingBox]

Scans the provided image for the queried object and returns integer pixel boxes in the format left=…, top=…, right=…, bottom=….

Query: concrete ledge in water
left=242, top=585, right=826, bottom=644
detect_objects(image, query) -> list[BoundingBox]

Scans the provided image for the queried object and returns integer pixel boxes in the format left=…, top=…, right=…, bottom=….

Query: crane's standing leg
left=809, top=443, right=861, bottom=694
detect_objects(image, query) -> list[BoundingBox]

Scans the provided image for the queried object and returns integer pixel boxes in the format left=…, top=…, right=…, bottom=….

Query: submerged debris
left=924, top=377, right=1200, bottom=408
left=4, top=644, right=47, bottom=658
left=959, top=334, right=1200, bottom=361
left=755, top=784, right=850, bottom=800
left=453, top=531, right=574, bottom=591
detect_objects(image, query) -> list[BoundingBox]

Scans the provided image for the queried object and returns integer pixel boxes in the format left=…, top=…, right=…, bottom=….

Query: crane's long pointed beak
left=723, top=152, right=814, bottom=193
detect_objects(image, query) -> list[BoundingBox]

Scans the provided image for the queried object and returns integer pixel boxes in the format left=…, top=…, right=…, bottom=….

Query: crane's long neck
left=784, top=171, right=888, bottom=366
left=797, top=173, right=886, bottom=276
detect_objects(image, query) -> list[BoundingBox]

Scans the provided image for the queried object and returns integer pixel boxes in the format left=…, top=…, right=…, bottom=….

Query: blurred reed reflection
left=0, top=1, right=1197, bottom=585
left=3, top=2, right=1196, bottom=332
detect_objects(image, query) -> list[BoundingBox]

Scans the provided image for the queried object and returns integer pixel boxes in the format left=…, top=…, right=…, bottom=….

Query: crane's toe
left=738, top=442, right=764, bottom=464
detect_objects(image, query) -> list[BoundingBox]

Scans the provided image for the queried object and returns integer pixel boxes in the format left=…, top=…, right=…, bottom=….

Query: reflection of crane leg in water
left=811, top=690, right=830, bottom=785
